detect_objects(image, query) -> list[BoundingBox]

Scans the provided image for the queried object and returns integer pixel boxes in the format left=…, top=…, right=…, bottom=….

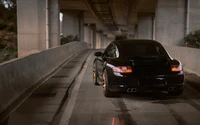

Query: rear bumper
left=109, top=74, right=184, bottom=92
left=109, top=84, right=184, bottom=92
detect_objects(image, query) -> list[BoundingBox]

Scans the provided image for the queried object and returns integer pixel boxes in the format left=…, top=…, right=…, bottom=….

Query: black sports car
left=93, top=40, right=184, bottom=97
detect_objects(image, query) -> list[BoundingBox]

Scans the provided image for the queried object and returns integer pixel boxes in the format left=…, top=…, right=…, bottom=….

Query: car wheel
left=103, top=70, right=114, bottom=97
left=93, top=62, right=98, bottom=85
left=168, top=89, right=183, bottom=96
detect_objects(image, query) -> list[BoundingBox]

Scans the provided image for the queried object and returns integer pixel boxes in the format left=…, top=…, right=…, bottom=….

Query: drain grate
left=30, top=93, right=57, bottom=98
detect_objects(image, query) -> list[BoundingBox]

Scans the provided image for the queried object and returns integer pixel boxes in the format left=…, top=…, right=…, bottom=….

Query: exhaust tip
left=127, top=88, right=137, bottom=93
left=168, top=87, right=177, bottom=91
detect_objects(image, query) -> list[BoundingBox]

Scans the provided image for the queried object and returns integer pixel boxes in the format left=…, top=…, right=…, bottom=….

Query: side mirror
left=94, top=52, right=103, bottom=57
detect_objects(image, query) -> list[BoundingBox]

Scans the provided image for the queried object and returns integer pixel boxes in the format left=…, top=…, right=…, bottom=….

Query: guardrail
left=165, top=45, right=200, bottom=77
left=0, top=42, right=89, bottom=114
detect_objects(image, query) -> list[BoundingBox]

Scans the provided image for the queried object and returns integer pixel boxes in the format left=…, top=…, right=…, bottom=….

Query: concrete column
left=96, top=32, right=102, bottom=49
left=99, top=31, right=104, bottom=48
left=84, top=25, right=93, bottom=48
left=103, top=35, right=112, bottom=48
left=128, top=25, right=135, bottom=39
left=91, top=24, right=96, bottom=49
left=155, top=0, right=185, bottom=45
left=62, top=10, right=79, bottom=38
left=84, top=25, right=89, bottom=43
left=17, top=0, right=59, bottom=57
left=102, top=35, right=108, bottom=48
left=189, top=0, right=200, bottom=32
left=90, top=26, right=94, bottom=48
left=137, top=13, right=154, bottom=39
left=79, top=12, right=84, bottom=42
left=49, top=0, right=60, bottom=47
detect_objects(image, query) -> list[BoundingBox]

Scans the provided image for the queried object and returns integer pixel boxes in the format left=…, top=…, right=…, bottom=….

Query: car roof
left=113, top=39, right=162, bottom=47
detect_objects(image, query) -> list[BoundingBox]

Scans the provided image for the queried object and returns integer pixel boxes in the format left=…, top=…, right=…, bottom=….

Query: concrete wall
left=138, top=13, right=153, bottom=39
left=0, top=42, right=89, bottom=114
left=155, top=0, right=185, bottom=45
left=189, top=0, right=200, bottom=32
left=62, top=10, right=80, bottom=37
left=165, top=46, right=200, bottom=76
left=17, top=0, right=60, bottom=57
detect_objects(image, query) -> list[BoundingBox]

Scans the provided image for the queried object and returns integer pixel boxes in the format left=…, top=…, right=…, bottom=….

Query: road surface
left=59, top=50, right=200, bottom=125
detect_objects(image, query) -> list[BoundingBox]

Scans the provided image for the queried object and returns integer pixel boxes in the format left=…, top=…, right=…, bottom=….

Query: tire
left=93, top=62, right=98, bottom=85
left=168, top=89, right=183, bottom=96
left=103, top=70, right=114, bottom=97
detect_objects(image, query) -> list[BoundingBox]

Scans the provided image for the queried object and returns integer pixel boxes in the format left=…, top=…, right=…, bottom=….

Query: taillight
left=112, top=66, right=133, bottom=73
left=171, top=65, right=182, bottom=72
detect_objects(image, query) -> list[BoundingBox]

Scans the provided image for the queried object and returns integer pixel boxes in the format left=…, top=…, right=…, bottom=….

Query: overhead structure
left=85, top=0, right=118, bottom=31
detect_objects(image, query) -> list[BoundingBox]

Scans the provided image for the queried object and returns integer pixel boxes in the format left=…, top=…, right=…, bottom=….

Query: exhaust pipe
left=168, top=87, right=173, bottom=91
left=168, top=87, right=177, bottom=91
left=127, top=88, right=137, bottom=93
left=173, top=87, right=177, bottom=91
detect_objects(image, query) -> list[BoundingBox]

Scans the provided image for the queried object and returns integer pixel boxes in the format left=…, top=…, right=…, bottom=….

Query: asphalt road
left=60, top=50, right=200, bottom=125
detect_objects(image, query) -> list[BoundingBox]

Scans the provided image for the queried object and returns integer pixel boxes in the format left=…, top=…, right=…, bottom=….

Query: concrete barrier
left=0, top=42, right=89, bottom=113
left=164, top=46, right=200, bottom=77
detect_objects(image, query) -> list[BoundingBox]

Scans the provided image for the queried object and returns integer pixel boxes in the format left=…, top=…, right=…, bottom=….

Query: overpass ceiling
left=60, top=0, right=156, bottom=34
left=127, top=0, right=156, bottom=25
left=135, top=0, right=156, bottom=12
left=84, top=11, right=107, bottom=31
left=60, top=0, right=88, bottom=10
left=112, top=0, right=128, bottom=27
left=85, top=0, right=118, bottom=31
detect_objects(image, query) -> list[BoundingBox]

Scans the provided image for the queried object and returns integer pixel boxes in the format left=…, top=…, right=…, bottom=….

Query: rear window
left=119, top=43, right=169, bottom=58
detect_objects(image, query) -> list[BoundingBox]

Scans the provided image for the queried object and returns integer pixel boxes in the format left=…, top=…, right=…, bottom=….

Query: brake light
left=171, top=65, right=182, bottom=72
left=112, top=66, right=133, bottom=73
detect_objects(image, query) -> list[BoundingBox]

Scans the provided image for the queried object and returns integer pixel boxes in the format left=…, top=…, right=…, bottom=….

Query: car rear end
left=108, top=41, right=184, bottom=94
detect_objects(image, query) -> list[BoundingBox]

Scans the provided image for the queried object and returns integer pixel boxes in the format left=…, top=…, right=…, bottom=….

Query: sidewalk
left=6, top=49, right=91, bottom=125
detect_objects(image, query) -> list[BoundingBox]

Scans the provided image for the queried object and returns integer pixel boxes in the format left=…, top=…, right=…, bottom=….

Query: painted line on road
left=59, top=51, right=92, bottom=125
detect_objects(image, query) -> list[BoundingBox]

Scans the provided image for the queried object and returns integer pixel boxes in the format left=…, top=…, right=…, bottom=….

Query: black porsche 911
left=93, top=39, right=184, bottom=97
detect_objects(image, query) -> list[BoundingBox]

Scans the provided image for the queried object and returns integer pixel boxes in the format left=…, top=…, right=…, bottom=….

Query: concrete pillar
left=84, top=25, right=90, bottom=44
left=103, top=35, right=112, bottom=48
left=95, top=32, right=99, bottom=49
left=103, top=35, right=108, bottom=48
left=79, top=12, right=84, bottom=42
left=155, top=0, right=185, bottom=45
left=62, top=10, right=79, bottom=38
left=84, top=25, right=94, bottom=48
left=189, top=0, right=200, bottom=32
left=17, top=0, right=60, bottom=57
left=99, top=31, right=104, bottom=48
left=137, top=13, right=154, bottom=39
left=49, top=0, right=60, bottom=47
left=96, top=32, right=102, bottom=49
left=91, top=24, right=96, bottom=49
left=128, top=25, right=135, bottom=39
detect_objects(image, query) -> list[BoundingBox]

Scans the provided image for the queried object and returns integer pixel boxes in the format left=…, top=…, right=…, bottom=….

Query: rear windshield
left=119, top=43, right=169, bottom=58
